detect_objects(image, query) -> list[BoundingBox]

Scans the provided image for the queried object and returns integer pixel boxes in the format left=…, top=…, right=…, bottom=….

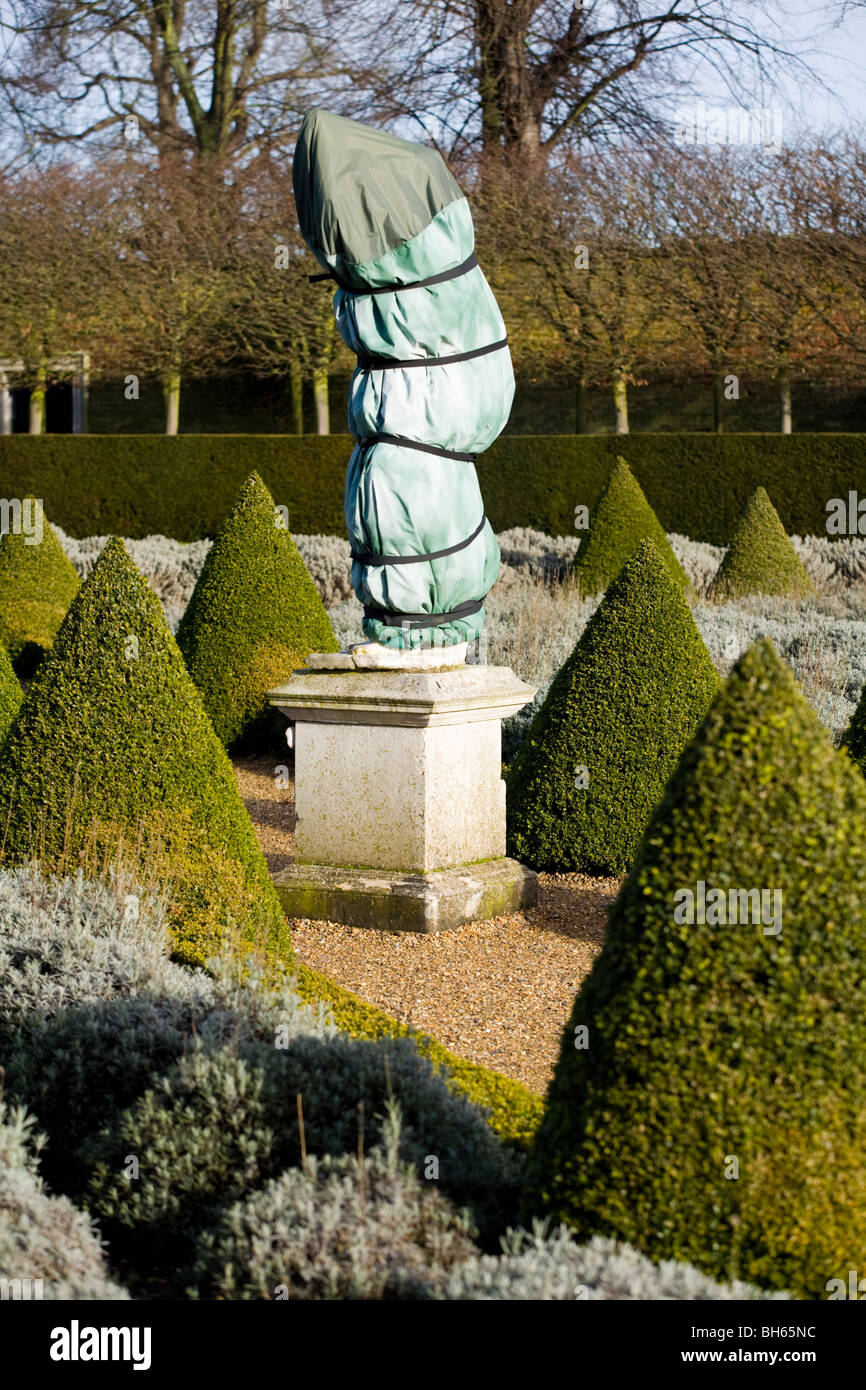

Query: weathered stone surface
left=272, top=858, right=538, bottom=932
left=305, top=650, right=356, bottom=670
left=292, top=717, right=506, bottom=870
left=269, top=666, right=535, bottom=873
left=267, top=664, right=537, bottom=913
left=305, top=642, right=468, bottom=671
left=269, top=665, right=535, bottom=728
left=349, top=639, right=468, bottom=670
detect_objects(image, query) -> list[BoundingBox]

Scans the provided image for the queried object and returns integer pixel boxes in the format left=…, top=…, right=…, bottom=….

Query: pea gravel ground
left=234, top=753, right=617, bottom=1095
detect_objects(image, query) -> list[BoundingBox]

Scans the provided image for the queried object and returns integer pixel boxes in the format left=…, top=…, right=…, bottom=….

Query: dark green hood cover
left=292, top=107, right=463, bottom=276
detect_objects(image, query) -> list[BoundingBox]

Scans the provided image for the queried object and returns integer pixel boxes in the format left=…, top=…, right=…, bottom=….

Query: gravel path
left=234, top=754, right=617, bottom=1095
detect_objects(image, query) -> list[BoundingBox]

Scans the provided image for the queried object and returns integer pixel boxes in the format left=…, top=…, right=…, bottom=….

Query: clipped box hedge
left=479, top=433, right=866, bottom=544
left=0, top=435, right=350, bottom=540
left=2, top=433, right=866, bottom=543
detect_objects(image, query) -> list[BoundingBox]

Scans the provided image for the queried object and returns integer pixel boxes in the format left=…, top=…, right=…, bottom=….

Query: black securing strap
left=352, top=513, right=486, bottom=568
left=308, top=253, right=478, bottom=295
left=364, top=598, right=484, bottom=630
left=358, top=433, right=477, bottom=463
left=357, top=336, right=508, bottom=372
left=362, top=253, right=478, bottom=296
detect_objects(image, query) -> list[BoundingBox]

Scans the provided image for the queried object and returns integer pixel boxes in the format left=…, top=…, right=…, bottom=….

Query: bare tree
left=1, top=2, right=830, bottom=174
left=0, top=0, right=335, bottom=168
left=342, top=0, right=816, bottom=169
left=650, top=144, right=762, bottom=432
left=99, top=154, right=241, bottom=432
left=509, top=140, right=863, bottom=433
left=224, top=162, right=352, bottom=433
left=506, top=148, right=673, bottom=433
left=730, top=147, right=838, bottom=433
left=778, top=137, right=866, bottom=384
left=0, top=165, right=112, bottom=430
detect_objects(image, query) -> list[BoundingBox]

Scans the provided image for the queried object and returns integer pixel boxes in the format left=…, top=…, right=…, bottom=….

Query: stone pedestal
left=267, top=665, right=537, bottom=932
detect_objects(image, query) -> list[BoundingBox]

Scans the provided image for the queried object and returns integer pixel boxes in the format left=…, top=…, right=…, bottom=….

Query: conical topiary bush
left=0, top=639, right=22, bottom=745
left=571, top=457, right=690, bottom=596
left=507, top=539, right=719, bottom=875
left=0, top=504, right=80, bottom=675
left=709, top=487, right=813, bottom=601
left=176, top=472, right=339, bottom=748
left=0, top=538, right=292, bottom=974
left=522, top=639, right=866, bottom=1299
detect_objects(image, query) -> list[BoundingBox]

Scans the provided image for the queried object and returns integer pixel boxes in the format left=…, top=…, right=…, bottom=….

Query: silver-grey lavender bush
left=0, top=864, right=206, bottom=1036
left=57, top=523, right=866, bottom=611
left=433, top=1225, right=789, bottom=1301
left=55, top=526, right=356, bottom=629
left=0, top=1102, right=129, bottom=1300
left=191, top=1102, right=477, bottom=1300
left=293, top=533, right=355, bottom=606
left=0, top=867, right=786, bottom=1301
left=0, top=866, right=333, bottom=1192
left=0, top=864, right=331, bottom=1044
left=84, top=1030, right=522, bottom=1269
left=190, top=1114, right=783, bottom=1301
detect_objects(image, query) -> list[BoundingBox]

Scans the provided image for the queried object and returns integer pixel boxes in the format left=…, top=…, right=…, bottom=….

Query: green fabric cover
left=293, top=108, right=514, bottom=649
left=293, top=108, right=463, bottom=287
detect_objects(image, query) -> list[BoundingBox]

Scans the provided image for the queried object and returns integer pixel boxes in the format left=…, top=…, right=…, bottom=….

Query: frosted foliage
left=0, top=1103, right=129, bottom=1300
left=193, top=1104, right=477, bottom=1300
left=0, top=864, right=333, bottom=1044
left=0, top=864, right=208, bottom=1027
left=435, top=1226, right=789, bottom=1301
left=667, top=533, right=725, bottom=596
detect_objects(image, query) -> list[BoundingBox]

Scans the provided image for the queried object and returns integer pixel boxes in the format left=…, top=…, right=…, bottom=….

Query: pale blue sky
left=704, top=2, right=866, bottom=136
left=1, top=0, right=865, bottom=159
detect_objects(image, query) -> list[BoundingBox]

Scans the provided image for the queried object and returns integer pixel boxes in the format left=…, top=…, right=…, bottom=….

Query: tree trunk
left=612, top=368, right=629, bottom=435
left=162, top=370, right=181, bottom=435
left=475, top=0, right=544, bottom=170
left=29, top=364, right=47, bottom=434
left=712, top=371, right=725, bottom=434
left=312, top=367, right=329, bottom=434
left=290, top=360, right=304, bottom=435
left=311, top=305, right=334, bottom=435
left=475, top=5, right=503, bottom=162
left=779, top=370, right=792, bottom=434
left=0, top=375, right=11, bottom=435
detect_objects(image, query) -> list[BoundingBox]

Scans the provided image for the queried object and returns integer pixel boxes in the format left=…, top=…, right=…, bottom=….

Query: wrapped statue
left=292, top=107, right=514, bottom=662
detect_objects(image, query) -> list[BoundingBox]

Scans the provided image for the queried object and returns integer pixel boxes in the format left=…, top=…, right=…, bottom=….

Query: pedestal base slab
left=273, top=857, right=537, bottom=933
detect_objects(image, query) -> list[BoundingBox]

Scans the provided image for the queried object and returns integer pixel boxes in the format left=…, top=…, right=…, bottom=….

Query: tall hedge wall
left=1, top=433, right=864, bottom=543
